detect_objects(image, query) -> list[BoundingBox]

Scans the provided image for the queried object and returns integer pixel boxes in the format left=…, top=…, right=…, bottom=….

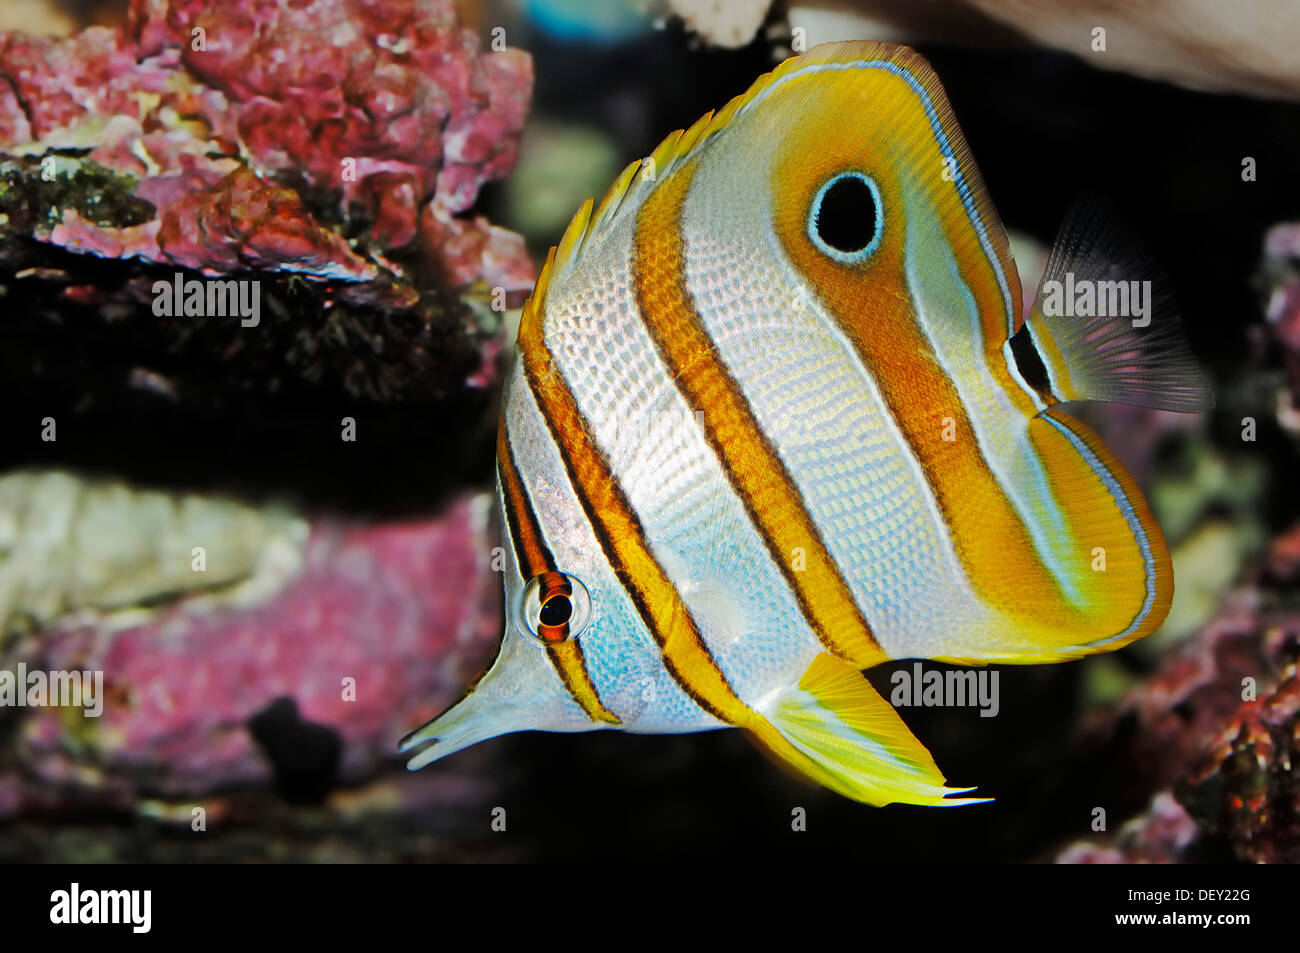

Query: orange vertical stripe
left=768, top=107, right=1087, bottom=631
left=633, top=159, right=888, bottom=670
left=516, top=248, right=896, bottom=791
left=515, top=257, right=758, bottom=727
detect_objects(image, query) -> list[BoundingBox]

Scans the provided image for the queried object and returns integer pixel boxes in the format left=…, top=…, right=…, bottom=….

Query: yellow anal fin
left=752, top=653, right=989, bottom=807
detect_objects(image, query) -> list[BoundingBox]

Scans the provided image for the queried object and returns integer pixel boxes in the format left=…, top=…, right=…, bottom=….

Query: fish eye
left=808, top=171, right=882, bottom=263
left=539, top=594, right=571, bottom=627
left=516, top=570, right=592, bottom=645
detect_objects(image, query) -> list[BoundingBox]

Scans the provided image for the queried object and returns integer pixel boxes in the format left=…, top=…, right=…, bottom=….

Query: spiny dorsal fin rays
left=554, top=114, right=712, bottom=285
left=559, top=108, right=717, bottom=276
left=546, top=45, right=816, bottom=285
left=553, top=196, right=593, bottom=282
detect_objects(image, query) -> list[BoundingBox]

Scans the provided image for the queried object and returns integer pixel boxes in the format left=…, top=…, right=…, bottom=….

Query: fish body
left=401, top=41, right=1210, bottom=805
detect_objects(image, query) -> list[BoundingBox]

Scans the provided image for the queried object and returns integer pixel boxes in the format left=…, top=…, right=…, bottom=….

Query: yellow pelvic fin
left=752, top=653, right=989, bottom=807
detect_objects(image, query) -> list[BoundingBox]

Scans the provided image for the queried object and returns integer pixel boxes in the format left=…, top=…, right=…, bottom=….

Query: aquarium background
left=1, top=0, right=1298, bottom=863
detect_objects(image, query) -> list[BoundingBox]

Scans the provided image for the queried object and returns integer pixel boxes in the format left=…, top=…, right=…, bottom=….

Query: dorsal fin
left=527, top=41, right=969, bottom=323
left=523, top=107, right=730, bottom=326
left=547, top=104, right=728, bottom=287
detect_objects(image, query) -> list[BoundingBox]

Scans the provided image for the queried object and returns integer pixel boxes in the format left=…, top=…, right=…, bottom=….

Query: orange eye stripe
left=496, top=419, right=621, bottom=723
left=633, top=156, right=888, bottom=671
left=537, top=571, right=573, bottom=597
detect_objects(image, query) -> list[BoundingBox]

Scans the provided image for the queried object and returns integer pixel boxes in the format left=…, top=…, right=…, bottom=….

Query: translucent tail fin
left=1021, top=197, right=1213, bottom=413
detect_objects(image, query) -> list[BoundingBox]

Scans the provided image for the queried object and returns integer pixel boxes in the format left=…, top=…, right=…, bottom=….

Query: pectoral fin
left=752, top=652, right=988, bottom=807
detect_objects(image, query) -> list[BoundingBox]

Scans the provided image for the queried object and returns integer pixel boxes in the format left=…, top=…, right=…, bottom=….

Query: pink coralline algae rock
left=154, top=167, right=376, bottom=279
left=12, top=493, right=500, bottom=802
left=1111, top=598, right=1283, bottom=786
left=131, top=0, right=529, bottom=212
left=1176, top=668, right=1300, bottom=864
left=52, top=166, right=379, bottom=281
left=0, top=0, right=535, bottom=295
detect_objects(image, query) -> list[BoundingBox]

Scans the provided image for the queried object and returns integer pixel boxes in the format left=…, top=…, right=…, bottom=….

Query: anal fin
left=753, top=653, right=988, bottom=807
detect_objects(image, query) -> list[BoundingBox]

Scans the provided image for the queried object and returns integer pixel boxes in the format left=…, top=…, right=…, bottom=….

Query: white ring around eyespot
left=807, top=171, right=883, bottom=264
left=513, top=572, right=593, bottom=645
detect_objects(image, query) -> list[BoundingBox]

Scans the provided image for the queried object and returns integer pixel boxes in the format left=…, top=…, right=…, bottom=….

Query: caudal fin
left=752, top=653, right=988, bottom=807
left=1020, top=198, right=1213, bottom=413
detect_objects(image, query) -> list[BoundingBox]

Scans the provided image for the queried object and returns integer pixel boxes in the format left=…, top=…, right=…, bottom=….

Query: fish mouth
left=398, top=699, right=500, bottom=769
left=399, top=664, right=514, bottom=769
left=398, top=633, right=545, bottom=769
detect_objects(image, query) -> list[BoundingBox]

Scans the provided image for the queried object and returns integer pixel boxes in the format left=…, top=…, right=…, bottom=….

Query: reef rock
left=3, top=489, right=500, bottom=810
left=0, top=0, right=535, bottom=416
